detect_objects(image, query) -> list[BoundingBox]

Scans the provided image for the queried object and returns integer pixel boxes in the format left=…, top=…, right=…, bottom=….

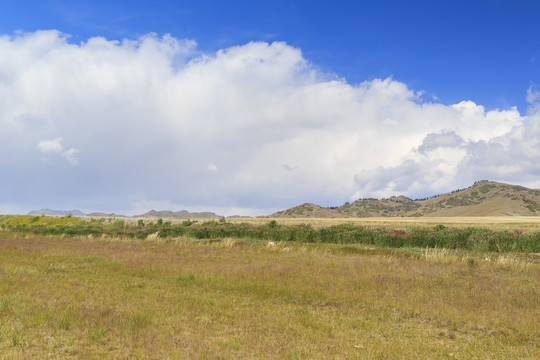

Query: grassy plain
left=0, top=228, right=538, bottom=359
left=3, top=215, right=539, bottom=253
left=235, top=216, right=540, bottom=233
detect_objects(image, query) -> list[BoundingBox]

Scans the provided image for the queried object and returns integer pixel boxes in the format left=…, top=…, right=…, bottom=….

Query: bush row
left=1, top=217, right=539, bottom=253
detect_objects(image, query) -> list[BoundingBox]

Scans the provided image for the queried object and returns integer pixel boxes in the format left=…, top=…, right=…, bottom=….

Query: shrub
left=268, top=220, right=278, bottom=228
left=3, top=215, right=540, bottom=253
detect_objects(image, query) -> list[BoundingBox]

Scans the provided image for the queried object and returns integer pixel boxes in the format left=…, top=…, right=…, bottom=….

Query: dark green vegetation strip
left=1, top=215, right=539, bottom=253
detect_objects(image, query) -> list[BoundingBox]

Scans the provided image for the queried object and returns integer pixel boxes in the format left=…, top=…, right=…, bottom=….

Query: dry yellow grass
left=85, top=213, right=540, bottom=234
left=428, top=197, right=526, bottom=216
left=222, top=216, right=540, bottom=233
left=0, top=231, right=538, bottom=359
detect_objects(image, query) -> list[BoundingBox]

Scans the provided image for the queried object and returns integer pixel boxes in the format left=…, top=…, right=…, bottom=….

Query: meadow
left=0, top=215, right=538, bottom=358
left=2, top=215, right=540, bottom=253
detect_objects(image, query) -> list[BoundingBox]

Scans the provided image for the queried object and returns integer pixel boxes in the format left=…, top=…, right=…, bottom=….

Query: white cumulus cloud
left=37, top=137, right=64, bottom=154
left=1, top=30, right=538, bottom=214
left=37, top=137, right=79, bottom=165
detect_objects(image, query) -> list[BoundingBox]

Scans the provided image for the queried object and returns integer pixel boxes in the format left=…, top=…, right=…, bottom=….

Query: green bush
left=2, top=215, right=539, bottom=253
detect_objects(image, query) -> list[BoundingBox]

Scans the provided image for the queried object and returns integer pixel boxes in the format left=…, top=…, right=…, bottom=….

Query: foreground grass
left=0, top=232, right=538, bottom=359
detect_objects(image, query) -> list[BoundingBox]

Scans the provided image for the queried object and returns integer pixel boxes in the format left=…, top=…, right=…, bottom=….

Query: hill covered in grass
left=273, top=181, right=540, bottom=218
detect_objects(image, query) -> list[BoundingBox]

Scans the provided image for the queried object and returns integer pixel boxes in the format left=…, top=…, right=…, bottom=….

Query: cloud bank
left=1, top=30, right=538, bottom=215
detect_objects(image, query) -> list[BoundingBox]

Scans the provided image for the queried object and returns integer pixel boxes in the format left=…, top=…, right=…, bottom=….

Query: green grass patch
left=0, top=232, right=538, bottom=358
left=0, top=214, right=81, bottom=228
left=2, top=215, right=540, bottom=253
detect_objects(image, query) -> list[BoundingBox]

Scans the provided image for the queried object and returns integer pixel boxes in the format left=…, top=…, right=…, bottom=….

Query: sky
left=1, top=0, right=540, bottom=216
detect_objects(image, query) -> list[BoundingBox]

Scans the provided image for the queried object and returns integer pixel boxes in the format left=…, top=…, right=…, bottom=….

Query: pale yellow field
left=1, top=231, right=538, bottom=359
left=222, top=216, right=540, bottom=233
left=99, top=215, right=540, bottom=234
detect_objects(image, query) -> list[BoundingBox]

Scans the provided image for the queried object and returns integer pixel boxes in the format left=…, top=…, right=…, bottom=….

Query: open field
left=87, top=215, right=540, bottom=233
left=2, top=215, right=540, bottom=253
left=233, top=216, right=540, bottom=233
left=8, top=213, right=540, bottom=232
left=0, top=230, right=539, bottom=359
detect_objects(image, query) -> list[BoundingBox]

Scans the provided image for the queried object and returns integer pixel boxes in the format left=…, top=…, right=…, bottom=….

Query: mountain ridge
left=28, top=208, right=87, bottom=216
left=25, top=181, right=540, bottom=219
left=272, top=181, right=540, bottom=218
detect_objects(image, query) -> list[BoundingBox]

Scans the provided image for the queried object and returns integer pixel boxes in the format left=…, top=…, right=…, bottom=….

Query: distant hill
left=28, top=208, right=87, bottom=216
left=272, top=181, right=540, bottom=218
left=135, top=210, right=221, bottom=219
left=87, top=212, right=127, bottom=218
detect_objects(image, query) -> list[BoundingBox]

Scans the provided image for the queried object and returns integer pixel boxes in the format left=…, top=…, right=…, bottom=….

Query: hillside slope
left=272, top=181, right=540, bottom=218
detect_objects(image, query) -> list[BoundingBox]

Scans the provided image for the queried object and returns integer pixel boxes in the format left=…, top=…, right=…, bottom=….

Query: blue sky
left=1, top=1, right=540, bottom=215
left=3, top=0, right=539, bottom=111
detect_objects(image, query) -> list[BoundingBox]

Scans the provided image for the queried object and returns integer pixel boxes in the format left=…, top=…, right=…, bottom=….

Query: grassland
left=0, top=231, right=538, bottom=359
left=0, top=216, right=539, bottom=358
left=233, top=216, right=540, bottom=233
left=2, top=215, right=539, bottom=253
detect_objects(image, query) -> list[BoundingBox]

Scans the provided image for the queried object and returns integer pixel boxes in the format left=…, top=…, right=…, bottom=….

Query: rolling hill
left=272, top=181, right=540, bottom=218
left=28, top=208, right=87, bottom=216
left=135, top=210, right=221, bottom=219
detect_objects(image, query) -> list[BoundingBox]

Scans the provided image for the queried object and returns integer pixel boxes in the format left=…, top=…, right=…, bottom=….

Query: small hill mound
left=87, top=212, right=126, bottom=218
left=273, top=203, right=340, bottom=218
left=135, top=210, right=221, bottom=219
